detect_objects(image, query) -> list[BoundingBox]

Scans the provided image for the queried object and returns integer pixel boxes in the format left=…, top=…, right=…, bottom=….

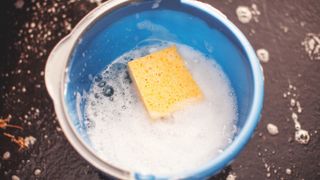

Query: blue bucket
left=45, top=0, right=264, bottom=179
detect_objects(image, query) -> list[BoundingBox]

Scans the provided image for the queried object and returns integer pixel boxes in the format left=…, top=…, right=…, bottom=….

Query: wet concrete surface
left=0, top=0, right=319, bottom=179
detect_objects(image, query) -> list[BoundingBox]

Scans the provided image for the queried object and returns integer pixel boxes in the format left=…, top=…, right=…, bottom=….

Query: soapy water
left=84, top=42, right=238, bottom=175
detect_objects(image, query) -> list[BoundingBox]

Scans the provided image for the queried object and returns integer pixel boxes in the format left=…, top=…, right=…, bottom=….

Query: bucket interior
left=65, top=0, right=254, bottom=168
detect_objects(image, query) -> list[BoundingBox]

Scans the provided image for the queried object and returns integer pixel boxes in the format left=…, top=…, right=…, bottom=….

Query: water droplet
left=290, top=98, right=296, bottom=107
left=296, top=101, right=302, bottom=113
left=266, top=172, right=271, bottom=177
left=34, top=168, right=41, bottom=176
left=286, top=168, right=292, bottom=175
left=291, top=112, right=298, bottom=121
left=283, top=93, right=287, bottom=98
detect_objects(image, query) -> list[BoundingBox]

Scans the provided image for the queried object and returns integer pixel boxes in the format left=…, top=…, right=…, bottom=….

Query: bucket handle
left=45, top=35, right=73, bottom=100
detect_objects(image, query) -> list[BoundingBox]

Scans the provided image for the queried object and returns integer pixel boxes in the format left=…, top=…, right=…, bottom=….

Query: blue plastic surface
left=64, top=0, right=263, bottom=179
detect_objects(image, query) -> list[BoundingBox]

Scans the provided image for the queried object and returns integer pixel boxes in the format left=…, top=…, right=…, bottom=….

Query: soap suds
left=226, top=172, right=237, bottom=180
left=250, top=4, right=261, bottom=22
left=236, top=6, right=252, bottom=23
left=279, top=23, right=289, bottom=33
left=236, top=4, right=260, bottom=23
left=267, top=123, right=279, bottom=136
left=302, top=33, right=320, bottom=60
left=285, top=168, right=292, bottom=175
left=89, top=0, right=102, bottom=6
left=284, top=83, right=310, bottom=144
left=3, top=151, right=11, bottom=160
left=34, top=168, right=42, bottom=176
left=256, top=49, right=269, bottom=63
left=85, top=43, right=238, bottom=175
left=294, top=129, right=310, bottom=145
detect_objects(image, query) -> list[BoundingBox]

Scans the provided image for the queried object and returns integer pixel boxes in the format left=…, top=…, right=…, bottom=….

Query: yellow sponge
left=128, top=45, right=203, bottom=119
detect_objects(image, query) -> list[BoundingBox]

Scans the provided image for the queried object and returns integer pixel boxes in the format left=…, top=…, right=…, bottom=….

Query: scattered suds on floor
left=302, top=33, right=320, bottom=60
left=226, top=172, right=237, bottom=180
left=266, top=123, right=279, bottom=136
left=3, top=151, right=11, bottom=160
left=34, top=169, right=41, bottom=176
left=256, top=49, right=270, bottom=63
left=284, top=83, right=310, bottom=144
left=236, top=4, right=260, bottom=24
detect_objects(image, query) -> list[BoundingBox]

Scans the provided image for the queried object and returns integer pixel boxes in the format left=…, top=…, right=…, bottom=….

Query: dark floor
left=1, top=0, right=320, bottom=180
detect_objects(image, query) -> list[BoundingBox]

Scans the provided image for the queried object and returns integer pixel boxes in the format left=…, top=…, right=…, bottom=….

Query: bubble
left=94, top=74, right=103, bottom=82
left=110, top=63, right=127, bottom=72
left=124, top=71, right=132, bottom=84
left=98, top=81, right=106, bottom=87
left=86, top=119, right=95, bottom=128
left=103, top=85, right=114, bottom=97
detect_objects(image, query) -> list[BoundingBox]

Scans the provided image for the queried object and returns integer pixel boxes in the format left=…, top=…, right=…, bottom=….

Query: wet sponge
left=128, top=45, right=203, bottom=119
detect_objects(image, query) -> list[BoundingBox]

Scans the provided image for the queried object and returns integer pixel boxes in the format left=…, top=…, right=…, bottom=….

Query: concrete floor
left=0, top=0, right=319, bottom=179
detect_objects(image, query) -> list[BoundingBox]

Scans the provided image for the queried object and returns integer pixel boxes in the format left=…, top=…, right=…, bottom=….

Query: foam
left=85, top=42, right=238, bottom=176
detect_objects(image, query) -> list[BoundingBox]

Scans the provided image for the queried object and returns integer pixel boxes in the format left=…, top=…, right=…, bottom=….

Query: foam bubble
left=85, top=42, right=238, bottom=175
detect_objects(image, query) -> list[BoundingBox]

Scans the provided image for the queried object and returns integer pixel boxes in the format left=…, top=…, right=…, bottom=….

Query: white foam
left=85, top=43, right=238, bottom=175
left=256, top=48, right=269, bottom=63
left=236, top=6, right=252, bottom=24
